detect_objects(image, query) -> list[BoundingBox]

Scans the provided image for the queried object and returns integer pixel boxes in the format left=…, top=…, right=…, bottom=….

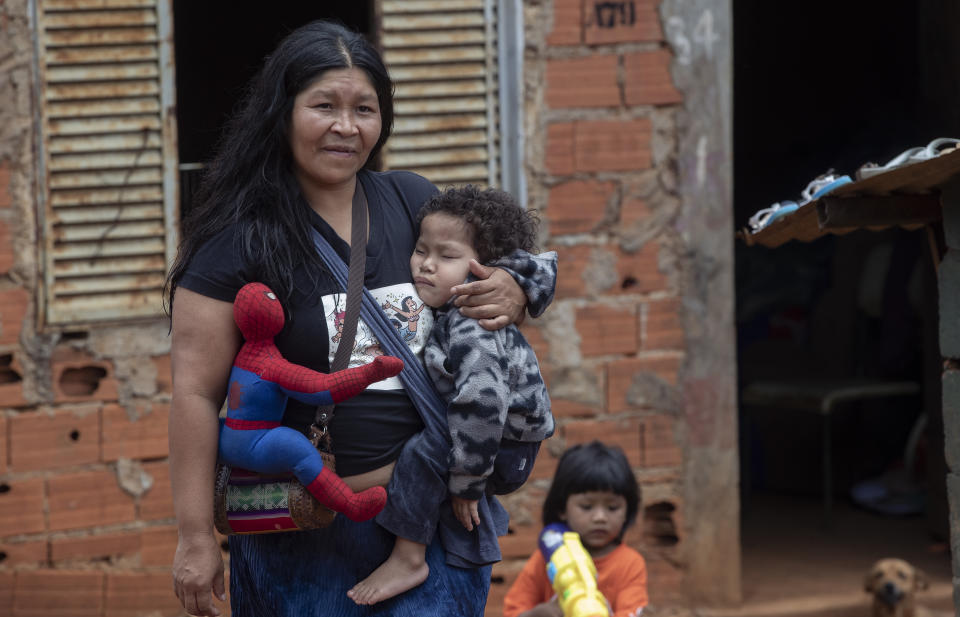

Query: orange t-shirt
left=503, top=543, right=648, bottom=617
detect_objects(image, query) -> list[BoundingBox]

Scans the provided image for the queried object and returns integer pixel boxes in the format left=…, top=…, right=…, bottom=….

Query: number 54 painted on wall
left=665, top=9, right=719, bottom=66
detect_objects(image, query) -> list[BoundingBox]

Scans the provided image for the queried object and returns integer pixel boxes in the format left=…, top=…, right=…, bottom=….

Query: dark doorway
left=171, top=2, right=373, bottom=217
left=733, top=0, right=957, bottom=610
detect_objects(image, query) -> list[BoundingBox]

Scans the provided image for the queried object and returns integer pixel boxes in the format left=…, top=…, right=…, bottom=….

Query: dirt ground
left=698, top=492, right=955, bottom=617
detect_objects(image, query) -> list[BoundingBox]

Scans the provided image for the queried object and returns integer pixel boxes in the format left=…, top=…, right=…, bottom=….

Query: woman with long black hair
left=166, top=20, right=543, bottom=617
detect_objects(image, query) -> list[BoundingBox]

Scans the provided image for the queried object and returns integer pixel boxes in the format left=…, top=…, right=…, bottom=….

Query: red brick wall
left=486, top=0, right=687, bottom=614
left=0, top=395, right=187, bottom=617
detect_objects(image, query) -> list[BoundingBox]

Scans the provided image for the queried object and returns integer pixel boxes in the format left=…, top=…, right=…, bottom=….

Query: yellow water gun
left=538, top=523, right=610, bottom=617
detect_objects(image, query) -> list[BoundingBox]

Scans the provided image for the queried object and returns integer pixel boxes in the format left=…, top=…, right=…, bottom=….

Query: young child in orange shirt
left=503, top=441, right=648, bottom=617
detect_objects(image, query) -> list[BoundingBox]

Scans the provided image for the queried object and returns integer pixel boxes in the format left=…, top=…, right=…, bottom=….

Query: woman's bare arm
left=169, top=288, right=241, bottom=617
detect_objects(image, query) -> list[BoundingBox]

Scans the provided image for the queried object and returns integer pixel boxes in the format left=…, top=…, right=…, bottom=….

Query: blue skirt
left=228, top=515, right=491, bottom=616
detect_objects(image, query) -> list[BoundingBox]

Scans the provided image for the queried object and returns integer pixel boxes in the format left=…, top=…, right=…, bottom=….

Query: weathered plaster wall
left=658, top=0, right=740, bottom=605
left=0, top=0, right=38, bottom=381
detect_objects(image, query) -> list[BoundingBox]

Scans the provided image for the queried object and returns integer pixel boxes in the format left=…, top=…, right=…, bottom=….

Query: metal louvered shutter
left=35, top=0, right=178, bottom=326
left=380, top=0, right=499, bottom=188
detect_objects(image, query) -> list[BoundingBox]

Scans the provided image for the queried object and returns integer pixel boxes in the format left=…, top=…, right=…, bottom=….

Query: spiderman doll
left=218, top=282, right=402, bottom=522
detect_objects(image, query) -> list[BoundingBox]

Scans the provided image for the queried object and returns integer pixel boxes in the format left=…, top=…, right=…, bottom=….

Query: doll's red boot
left=306, top=466, right=387, bottom=522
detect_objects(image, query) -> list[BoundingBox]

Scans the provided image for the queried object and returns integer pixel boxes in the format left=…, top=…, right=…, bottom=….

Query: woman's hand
left=451, top=496, right=481, bottom=531
left=172, top=531, right=226, bottom=616
left=451, top=260, right=526, bottom=331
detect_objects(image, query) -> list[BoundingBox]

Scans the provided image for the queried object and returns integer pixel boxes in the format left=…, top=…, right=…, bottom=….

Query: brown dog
left=864, top=558, right=930, bottom=617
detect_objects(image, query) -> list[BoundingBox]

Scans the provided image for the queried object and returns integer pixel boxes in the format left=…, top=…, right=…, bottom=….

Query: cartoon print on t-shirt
left=330, top=309, right=346, bottom=344
left=356, top=332, right=385, bottom=357
left=381, top=296, right=425, bottom=342
left=321, top=283, right=433, bottom=390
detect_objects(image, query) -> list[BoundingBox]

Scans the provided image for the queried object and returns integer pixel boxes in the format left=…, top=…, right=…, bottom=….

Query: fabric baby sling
left=213, top=184, right=370, bottom=534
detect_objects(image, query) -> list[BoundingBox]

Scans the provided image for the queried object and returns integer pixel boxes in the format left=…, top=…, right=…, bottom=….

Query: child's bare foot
left=347, top=538, right=429, bottom=605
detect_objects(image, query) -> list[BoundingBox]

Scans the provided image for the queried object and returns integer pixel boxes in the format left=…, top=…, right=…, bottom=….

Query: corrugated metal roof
left=738, top=149, right=960, bottom=249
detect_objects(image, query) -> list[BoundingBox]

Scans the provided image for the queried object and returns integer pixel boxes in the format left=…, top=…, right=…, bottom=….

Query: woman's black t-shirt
left=178, top=170, right=439, bottom=476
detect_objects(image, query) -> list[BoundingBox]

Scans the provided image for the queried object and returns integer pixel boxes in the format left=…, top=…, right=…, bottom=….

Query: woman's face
left=289, top=67, right=382, bottom=193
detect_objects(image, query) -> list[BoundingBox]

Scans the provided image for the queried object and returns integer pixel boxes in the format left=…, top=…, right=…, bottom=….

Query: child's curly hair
left=417, top=185, right=539, bottom=264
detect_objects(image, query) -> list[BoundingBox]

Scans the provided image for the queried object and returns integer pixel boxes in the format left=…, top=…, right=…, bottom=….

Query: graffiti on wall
left=593, top=0, right=637, bottom=28
left=593, top=1, right=636, bottom=28
left=663, top=9, right=718, bottom=65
